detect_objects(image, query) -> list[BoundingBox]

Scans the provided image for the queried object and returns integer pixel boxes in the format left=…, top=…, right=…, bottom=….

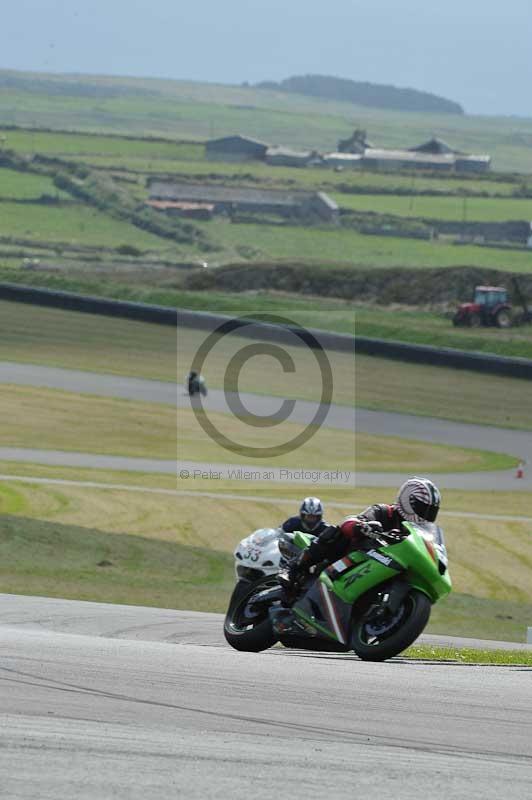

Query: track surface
left=0, top=595, right=531, bottom=800
left=1, top=361, right=532, bottom=489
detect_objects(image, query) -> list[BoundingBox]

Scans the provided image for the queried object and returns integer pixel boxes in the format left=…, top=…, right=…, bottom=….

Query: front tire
left=452, top=313, right=464, bottom=327
left=352, top=589, right=431, bottom=662
left=224, top=577, right=278, bottom=652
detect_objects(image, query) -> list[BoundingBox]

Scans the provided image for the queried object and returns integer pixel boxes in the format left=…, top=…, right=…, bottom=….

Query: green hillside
left=1, top=68, right=532, bottom=172
left=255, top=73, right=464, bottom=114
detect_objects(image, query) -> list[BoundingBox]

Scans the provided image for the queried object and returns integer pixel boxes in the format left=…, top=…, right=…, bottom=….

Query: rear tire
left=495, top=309, right=512, bottom=329
left=224, top=577, right=278, bottom=652
left=352, top=589, right=431, bottom=662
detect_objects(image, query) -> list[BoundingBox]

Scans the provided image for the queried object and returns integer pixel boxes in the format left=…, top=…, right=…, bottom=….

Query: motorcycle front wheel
left=351, top=589, right=431, bottom=662
left=223, top=577, right=279, bottom=652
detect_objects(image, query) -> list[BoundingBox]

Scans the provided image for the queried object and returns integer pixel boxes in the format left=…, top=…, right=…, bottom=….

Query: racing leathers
left=281, top=516, right=331, bottom=536
left=287, top=503, right=402, bottom=587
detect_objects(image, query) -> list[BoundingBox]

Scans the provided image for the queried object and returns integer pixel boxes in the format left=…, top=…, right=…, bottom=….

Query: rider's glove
left=359, top=520, right=383, bottom=539
left=290, top=551, right=311, bottom=582
left=279, top=551, right=310, bottom=592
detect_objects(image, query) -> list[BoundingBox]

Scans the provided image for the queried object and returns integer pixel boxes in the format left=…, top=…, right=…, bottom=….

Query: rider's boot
left=270, top=607, right=314, bottom=637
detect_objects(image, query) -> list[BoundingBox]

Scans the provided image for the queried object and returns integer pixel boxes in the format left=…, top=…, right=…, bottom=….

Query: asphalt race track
left=0, top=595, right=531, bottom=800
left=1, top=361, right=532, bottom=489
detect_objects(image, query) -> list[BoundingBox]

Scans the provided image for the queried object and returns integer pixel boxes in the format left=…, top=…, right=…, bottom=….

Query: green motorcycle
left=223, top=521, right=451, bottom=661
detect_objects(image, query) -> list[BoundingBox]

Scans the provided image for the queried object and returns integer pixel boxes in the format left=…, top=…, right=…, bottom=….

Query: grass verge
left=425, top=592, right=532, bottom=643
left=403, top=644, right=532, bottom=665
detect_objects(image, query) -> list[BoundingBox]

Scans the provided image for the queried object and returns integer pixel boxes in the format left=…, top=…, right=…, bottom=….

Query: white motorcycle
left=230, top=527, right=307, bottom=604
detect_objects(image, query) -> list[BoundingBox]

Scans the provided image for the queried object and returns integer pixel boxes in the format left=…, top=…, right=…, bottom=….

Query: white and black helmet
left=299, top=497, right=323, bottom=531
left=397, top=477, right=441, bottom=523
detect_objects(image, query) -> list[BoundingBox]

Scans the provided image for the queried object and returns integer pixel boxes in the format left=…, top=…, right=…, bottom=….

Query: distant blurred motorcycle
left=187, top=371, right=207, bottom=397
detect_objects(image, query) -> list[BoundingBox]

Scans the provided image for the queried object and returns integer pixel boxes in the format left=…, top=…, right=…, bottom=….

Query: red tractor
left=452, top=285, right=513, bottom=329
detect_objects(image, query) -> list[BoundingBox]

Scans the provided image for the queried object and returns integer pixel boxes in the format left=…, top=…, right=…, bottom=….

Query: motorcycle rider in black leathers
left=281, top=497, right=330, bottom=536
left=187, top=371, right=206, bottom=396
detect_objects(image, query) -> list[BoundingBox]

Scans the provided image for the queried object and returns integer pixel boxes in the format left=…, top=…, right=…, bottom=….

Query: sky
left=2, top=0, right=531, bottom=116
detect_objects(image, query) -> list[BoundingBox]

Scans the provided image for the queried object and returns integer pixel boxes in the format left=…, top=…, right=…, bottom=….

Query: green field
left=56, top=153, right=523, bottom=197
left=0, top=167, right=66, bottom=199
left=333, top=192, right=532, bottom=222
left=194, top=220, right=532, bottom=271
left=1, top=121, right=532, bottom=282
left=0, top=200, right=172, bottom=250
left=1, top=129, right=203, bottom=160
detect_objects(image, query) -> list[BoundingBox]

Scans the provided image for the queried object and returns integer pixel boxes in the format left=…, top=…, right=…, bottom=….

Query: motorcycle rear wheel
left=352, top=589, right=431, bottom=662
left=224, top=577, right=278, bottom=652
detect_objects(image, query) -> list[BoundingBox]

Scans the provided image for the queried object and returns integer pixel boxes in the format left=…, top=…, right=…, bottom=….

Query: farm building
left=409, top=137, right=491, bottom=172
left=145, top=200, right=214, bottom=220
left=265, top=146, right=319, bottom=167
left=337, top=128, right=374, bottom=154
left=205, top=135, right=269, bottom=161
left=410, top=137, right=456, bottom=154
left=361, top=148, right=456, bottom=172
left=454, top=154, right=492, bottom=173
left=322, top=152, right=363, bottom=169
left=148, top=180, right=339, bottom=223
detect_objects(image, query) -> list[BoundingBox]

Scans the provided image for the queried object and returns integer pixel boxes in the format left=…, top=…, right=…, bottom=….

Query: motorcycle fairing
left=292, top=575, right=354, bottom=645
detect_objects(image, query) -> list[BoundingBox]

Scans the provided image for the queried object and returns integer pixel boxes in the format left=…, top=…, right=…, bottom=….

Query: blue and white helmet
left=397, top=477, right=441, bottom=523
left=299, top=497, right=323, bottom=531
